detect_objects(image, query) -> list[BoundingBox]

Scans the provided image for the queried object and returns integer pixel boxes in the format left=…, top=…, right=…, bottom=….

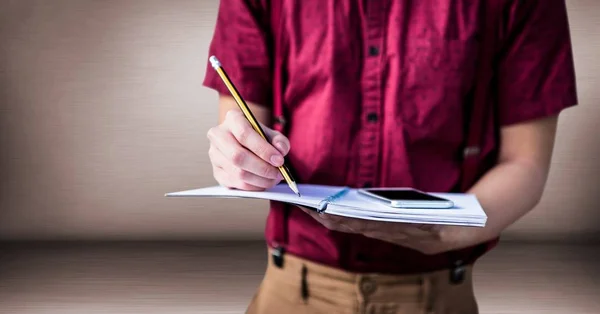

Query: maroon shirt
left=203, top=0, right=577, bottom=274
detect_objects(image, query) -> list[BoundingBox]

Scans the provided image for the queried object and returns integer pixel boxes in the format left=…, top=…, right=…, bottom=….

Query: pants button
left=359, top=277, right=377, bottom=295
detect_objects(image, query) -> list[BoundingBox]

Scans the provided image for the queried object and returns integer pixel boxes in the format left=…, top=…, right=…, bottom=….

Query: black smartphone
left=357, top=188, right=454, bottom=208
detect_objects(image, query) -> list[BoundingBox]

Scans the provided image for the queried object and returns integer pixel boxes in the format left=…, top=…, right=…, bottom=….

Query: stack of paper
left=166, top=184, right=487, bottom=227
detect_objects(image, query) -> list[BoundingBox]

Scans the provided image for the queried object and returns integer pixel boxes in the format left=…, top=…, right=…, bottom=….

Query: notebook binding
left=317, top=187, right=351, bottom=213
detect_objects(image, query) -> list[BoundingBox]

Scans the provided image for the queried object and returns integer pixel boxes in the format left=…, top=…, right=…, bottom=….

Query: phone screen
left=364, top=189, right=448, bottom=202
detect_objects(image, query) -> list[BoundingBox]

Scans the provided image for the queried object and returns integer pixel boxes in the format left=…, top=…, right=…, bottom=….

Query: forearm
left=453, top=159, right=549, bottom=247
left=443, top=116, right=558, bottom=250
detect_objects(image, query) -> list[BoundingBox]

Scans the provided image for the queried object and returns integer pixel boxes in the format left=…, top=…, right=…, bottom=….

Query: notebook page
left=324, top=207, right=485, bottom=227
left=166, top=183, right=347, bottom=209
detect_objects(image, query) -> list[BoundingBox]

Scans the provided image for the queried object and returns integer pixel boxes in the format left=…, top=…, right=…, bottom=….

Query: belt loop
left=271, top=245, right=285, bottom=268
left=450, top=260, right=466, bottom=285
left=301, top=265, right=309, bottom=303
left=272, top=203, right=290, bottom=269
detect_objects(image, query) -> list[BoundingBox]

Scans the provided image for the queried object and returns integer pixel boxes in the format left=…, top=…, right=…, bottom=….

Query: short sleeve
left=497, top=0, right=578, bottom=126
left=203, top=0, right=273, bottom=107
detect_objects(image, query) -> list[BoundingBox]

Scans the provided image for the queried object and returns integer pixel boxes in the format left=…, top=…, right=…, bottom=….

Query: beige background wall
left=0, top=0, right=598, bottom=241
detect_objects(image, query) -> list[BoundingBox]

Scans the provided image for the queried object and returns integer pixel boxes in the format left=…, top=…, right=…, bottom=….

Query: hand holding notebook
left=166, top=184, right=487, bottom=227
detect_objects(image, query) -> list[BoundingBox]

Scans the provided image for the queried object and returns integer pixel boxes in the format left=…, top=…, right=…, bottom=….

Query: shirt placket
left=358, top=0, right=387, bottom=189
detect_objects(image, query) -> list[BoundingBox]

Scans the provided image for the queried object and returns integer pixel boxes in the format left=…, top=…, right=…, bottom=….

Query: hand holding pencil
left=206, top=56, right=301, bottom=196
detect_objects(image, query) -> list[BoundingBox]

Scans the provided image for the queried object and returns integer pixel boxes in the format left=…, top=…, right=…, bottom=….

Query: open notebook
left=166, top=184, right=487, bottom=227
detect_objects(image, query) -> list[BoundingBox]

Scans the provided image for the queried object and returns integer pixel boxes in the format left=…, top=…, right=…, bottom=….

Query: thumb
left=262, top=125, right=290, bottom=156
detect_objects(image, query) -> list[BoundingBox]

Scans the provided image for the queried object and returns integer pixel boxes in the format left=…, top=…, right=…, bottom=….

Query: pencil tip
left=289, top=182, right=301, bottom=197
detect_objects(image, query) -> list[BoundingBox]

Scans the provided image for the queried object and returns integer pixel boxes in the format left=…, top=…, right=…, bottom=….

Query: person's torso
left=267, top=0, right=498, bottom=273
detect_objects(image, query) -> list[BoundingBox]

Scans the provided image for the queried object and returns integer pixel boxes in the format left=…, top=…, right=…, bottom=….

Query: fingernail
left=270, top=155, right=284, bottom=166
left=274, top=141, right=288, bottom=153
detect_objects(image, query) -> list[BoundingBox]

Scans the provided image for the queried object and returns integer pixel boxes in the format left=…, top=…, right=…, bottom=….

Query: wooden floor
left=0, top=241, right=598, bottom=313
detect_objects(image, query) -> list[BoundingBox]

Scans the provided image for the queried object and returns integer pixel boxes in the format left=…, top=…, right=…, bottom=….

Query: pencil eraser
left=209, top=56, right=221, bottom=69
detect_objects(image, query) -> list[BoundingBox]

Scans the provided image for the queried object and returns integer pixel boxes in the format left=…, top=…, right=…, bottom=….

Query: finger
left=324, top=214, right=369, bottom=233
left=298, top=207, right=339, bottom=230
left=229, top=165, right=281, bottom=189
left=415, top=224, right=436, bottom=232
left=224, top=110, right=285, bottom=167
left=357, top=221, right=439, bottom=243
left=211, top=146, right=281, bottom=189
left=372, top=221, right=438, bottom=239
left=208, top=144, right=225, bottom=168
left=363, top=230, right=409, bottom=242
left=332, top=216, right=367, bottom=233
left=263, top=127, right=290, bottom=156
left=395, top=224, right=440, bottom=239
left=299, top=207, right=359, bottom=233
left=207, top=125, right=281, bottom=180
left=380, top=227, right=431, bottom=240
left=213, top=166, right=265, bottom=191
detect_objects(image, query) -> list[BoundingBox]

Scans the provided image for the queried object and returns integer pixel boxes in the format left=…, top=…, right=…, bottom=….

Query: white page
left=166, top=184, right=487, bottom=227
left=326, top=207, right=486, bottom=225
left=324, top=208, right=485, bottom=227
left=166, top=183, right=345, bottom=209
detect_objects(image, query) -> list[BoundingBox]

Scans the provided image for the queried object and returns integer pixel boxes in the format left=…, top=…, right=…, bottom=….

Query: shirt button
left=359, top=277, right=377, bottom=295
left=368, top=46, right=379, bottom=56
left=366, top=112, right=378, bottom=122
left=362, top=182, right=372, bottom=188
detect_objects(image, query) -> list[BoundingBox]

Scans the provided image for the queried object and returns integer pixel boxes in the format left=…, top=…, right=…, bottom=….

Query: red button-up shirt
left=203, top=0, right=577, bottom=274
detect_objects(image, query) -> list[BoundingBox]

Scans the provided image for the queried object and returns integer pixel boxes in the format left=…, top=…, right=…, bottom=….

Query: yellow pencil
left=209, top=56, right=301, bottom=197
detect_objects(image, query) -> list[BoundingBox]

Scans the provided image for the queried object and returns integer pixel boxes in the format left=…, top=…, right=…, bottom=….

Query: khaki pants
left=246, top=250, right=478, bottom=314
